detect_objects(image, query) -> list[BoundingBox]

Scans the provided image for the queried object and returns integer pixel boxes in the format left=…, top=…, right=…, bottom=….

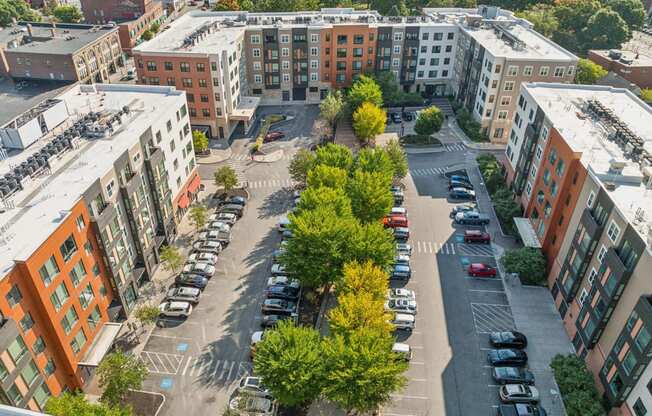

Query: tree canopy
left=289, top=148, right=316, bottom=186
left=0, top=0, right=40, bottom=26
left=606, top=0, right=646, bottom=30
left=320, top=91, right=345, bottom=130
left=295, top=186, right=353, bottom=218
left=189, top=205, right=208, bottom=231
left=46, top=392, right=133, bottom=416
left=328, top=292, right=393, bottom=337
left=213, top=0, right=240, bottom=10
left=347, top=75, right=383, bottom=114
left=517, top=4, right=559, bottom=37
left=314, top=143, right=354, bottom=170
left=336, top=260, right=389, bottom=301
left=159, top=245, right=183, bottom=275
left=384, top=139, right=408, bottom=180
left=582, top=8, right=629, bottom=50
left=414, top=106, right=444, bottom=136
left=192, top=130, right=209, bottom=153
left=97, top=350, right=148, bottom=408
left=346, top=169, right=393, bottom=223
left=354, top=147, right=394, bottom=176
left=575, top=58, right=608, bottom=84
left=214, top=165, right=238, bottom=191
left=550, top=354, right=606, bottom=416
left=306, top=165, right=348, bottom=189
left=353, top=102, right=386, bottom=144
left=501, top=247, right=547, bottom=285
left=53, top=5, right=82, bottom=22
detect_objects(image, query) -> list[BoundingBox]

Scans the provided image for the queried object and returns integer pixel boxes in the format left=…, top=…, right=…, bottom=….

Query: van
left=278, top=216, right=291, bottom=232
left=391, top=313, right=415, bottom=332
left=392, top=342, right=412, bottom=361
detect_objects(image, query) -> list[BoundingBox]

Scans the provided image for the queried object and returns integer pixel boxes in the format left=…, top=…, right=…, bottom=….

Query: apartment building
left=0, top=83, right=197, bottom=411
left=0, top=22, right=123, bottom=83
left=588, top=49, right=652, bottom=90
left=504, top=82, right=652, bottom=416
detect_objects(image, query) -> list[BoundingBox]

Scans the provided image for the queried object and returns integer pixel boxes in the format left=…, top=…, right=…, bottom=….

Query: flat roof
left=590, top=49, right=652, bottom=67
left=0, top=84, right=185, bottom=278
left=0, top=78, right=74, bottom=127
left=0, top=22, right=118, bottom=55
left=523, top=82, right=652, bottom=240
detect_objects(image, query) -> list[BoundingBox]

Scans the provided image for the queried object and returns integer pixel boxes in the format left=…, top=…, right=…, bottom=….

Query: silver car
left=182, top=262, right=216, bottom=277
left=205, top=221, right=231, bottom=233
left=209, top=212, right=237, bottom=225
left=499, top=384, right=540, bottom=404
left=384, top=298, right=417, bottom=315
left=192, top=240, right=222, bottom=254
left=165, top=286, right=201, bottom=304
left=187, top=252, right=218, bottom=266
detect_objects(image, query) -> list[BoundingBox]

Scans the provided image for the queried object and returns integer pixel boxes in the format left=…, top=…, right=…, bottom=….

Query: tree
left=46, top=392, right=133, bottom=416
left=501, top=247, right=546, bottom=285
left=384, top=139, right=408, bottom=180
left=289, top=148, right=315, bottom=186
left=428, top=0, right=477, bottom=6
left=517, top=4, right=559, bottom=37
left=582, top=8, right=630, bottom=50
left=159, top=245, right=183, bottom=275
left=347, top=222, right=395, bottom=271
left=97, top=350, right=149, bottom=408
left=354, top=147, right=394, bottom=177
left=53, top=5, right=82, bottom=22
left=134, top=305, right=160, bottom=326
left=414, top=106, right=444, bottom=136
left=213, top=0, right=240, bottom=10
left=552, top=0, right=602, bottom=52
left=371, top=71, right=403, bottom=107
left=328, top=292, right=393, bottom=337
left=239, top=0, right=254, bottom=9
left=314, top=143, right=354, bottom=170
left=352, top=102, right=386, bottom=144
left=192, top=130, right=209, bottom=153
left=320, top=90, right=344, bottom=130
left=641, top=89, right=652, bottom=103
left=607, top=0, right=646, bottom=30
left=189, top=205, right=208, bottom=231
left=306, top=165, right=348, bottom=189
left=575, top=58, right=608, bottom=85
left=347, top=170, right=393, bottom=223
left=141, top=29, right=153, bottom=41
left=150, top=21, right=160, bottom=33
left=347, top=75, right=383, bottom=114
left=369, top=0, right=409, bottom=15
left=322, top=330, right=408, bottom=414
left=0, top=0, right=41, bottom=26
left=296, top=186, right=352, bottom=218
left=253, top=321, right=325, bottom=408
left=214, top=165, right=238, bottom=192
left=336, top=260, right=389, bottom=301
left=550, top=354, right=606, bottom=416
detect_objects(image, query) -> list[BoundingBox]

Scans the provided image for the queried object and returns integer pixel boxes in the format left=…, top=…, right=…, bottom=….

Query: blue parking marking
left=460, top=256, right=470, bottom=266
left=176, top=343, right=188, bottom=352
left=160, top=378, right=173, bottom=390
left=455, top=234, right=464, bottom=243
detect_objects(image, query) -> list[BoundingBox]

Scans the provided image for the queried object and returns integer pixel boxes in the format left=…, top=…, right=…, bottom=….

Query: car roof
left=395, top=313, right=415, bottom=321
left=167, top=301, right=190, bottom=308
left=465, top=229, right=483, bottom=235
left=176, top=287, right=200, bottom=295
left=392, top=342, right=410, bottom=353
left=394, top=264, right=410, bottom=271
left=504, top=384, right=526, bottom=394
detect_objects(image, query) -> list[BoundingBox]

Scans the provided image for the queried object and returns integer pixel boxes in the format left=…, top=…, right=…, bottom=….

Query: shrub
left=550, top=354, right=606, bottom=416
left=399, top=134, right=442, bottom=146
left=457, top=109, right=489, bottom=142
left=501, top=247, right=546, bottom=285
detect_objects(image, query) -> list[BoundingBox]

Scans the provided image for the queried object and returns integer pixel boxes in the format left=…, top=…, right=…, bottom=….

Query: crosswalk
left=140, top=350, right=251, bottom=382
left=226, top=160, right=248, bottom=187
left=413, top=241, right=456, bottom=255
left=410, top=167, right=449, bottom=176
left=231, top=153, right=293, bottom=161
left=248, top=178, right=297, bottom=189
left=444, top=143, right=466, bottom=152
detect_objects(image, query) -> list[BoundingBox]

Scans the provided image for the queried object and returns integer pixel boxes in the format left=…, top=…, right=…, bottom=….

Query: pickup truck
left=454, top=211, right=490, bottom=225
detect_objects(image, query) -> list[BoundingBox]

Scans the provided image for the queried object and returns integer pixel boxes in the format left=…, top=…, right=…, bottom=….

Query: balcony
left=90, top=201, right=116, bottom=228
left=580, top=208, right=604, bottom=239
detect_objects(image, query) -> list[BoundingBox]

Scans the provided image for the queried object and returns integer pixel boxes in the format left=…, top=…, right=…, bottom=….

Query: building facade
left=0, top=83, right=197, bottom=411
left=588, top=49, right=652, bottom=90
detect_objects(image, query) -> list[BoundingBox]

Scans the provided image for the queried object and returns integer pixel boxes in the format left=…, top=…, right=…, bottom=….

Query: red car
left=383, top=215, right=408, bottom=228
left=468, top=263, right=497, bottom=277
left=464, top=230, right=491, bottom=244
left=264, top=131, right=285, bottom=142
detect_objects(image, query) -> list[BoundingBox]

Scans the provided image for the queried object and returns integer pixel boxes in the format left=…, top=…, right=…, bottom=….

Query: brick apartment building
left=132, top=6, right=577, bottom=143
left=588, top=49, right=652, bottom=90
left=504, top=82, right=652, bottom=416
left=0, top=22, right=123, bottom=83
left=0, top=83, right=197, bottom=411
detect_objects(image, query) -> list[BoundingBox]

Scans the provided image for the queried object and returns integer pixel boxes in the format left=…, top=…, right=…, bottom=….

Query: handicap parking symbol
left=455, top=234, right=464, bottom=243
left=160, top=378, right=173, bottom=390
left=176, top=343, right=188, bottom=352
left=460, top=256, right=470, bottom=266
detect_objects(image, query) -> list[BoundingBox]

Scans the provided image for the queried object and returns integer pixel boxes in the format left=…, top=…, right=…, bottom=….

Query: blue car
left=449, top=187, right=476, bottom=200
left=391, top=264, right=411, bottom=280
left=175, top=274, right=208, bottom=289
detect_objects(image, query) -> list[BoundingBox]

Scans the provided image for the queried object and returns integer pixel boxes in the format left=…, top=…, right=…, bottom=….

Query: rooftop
left=0, top=22, right=117, bottom=56
left=522, top=82, right=652, bottom=242
left=0, top=84, right=185, bottom=278
left=590, top=49, right=652, bottom=67
left=0, top=78, right=74, bottom=127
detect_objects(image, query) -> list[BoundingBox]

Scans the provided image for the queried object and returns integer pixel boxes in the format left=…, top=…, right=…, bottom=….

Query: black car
left=487, top=349, right=528, bottom=367
left=402, top=111, right=415, bottom=121
left=448, top=179, right=474, bottom=190
left=492, top=367, right=535, bottom=385
left=449, top=187, right=476, bottom=200
left=261, top=299, right=297, bottom=315
left=391, top=112, right=402, bottom=123
left=224, top=196, right=247, bottom=206
left=490, top=331, right=528, bottom=349
left=220, top=203, right=244, bottom=218
left=265, top=285, right=299, bottom=300
left=261, top=314, right=295, bottom=328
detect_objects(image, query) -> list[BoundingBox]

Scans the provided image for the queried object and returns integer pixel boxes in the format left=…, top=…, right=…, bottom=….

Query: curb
left=196, top=147, right=233, bottom=164
left=403, top=146, right=445, bottom=154
left=447, top=119, right=504, bottom=151
left=253, top=149, right=283, bottom=163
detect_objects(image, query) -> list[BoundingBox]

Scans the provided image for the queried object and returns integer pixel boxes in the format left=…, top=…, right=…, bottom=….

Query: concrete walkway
left=447, top=118, right=505, bottom=151
left=196, top=139, right=232, bottom=164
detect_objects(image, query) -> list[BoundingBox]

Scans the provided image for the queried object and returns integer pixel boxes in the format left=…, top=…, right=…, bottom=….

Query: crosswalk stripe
left=220, top=360, right=231, bottom=380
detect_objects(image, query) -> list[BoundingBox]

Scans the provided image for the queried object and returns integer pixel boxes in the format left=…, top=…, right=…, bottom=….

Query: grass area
left=451, top=100, right=489, bottom=143
left=399, top=134, right=442, bottom=146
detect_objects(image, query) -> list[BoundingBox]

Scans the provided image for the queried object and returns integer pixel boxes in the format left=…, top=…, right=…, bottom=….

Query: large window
left=69, top=260, right=87, bottom=287
left=61, top=306, right=79, bottom=335
left=0, top=360, right=7, bottom=382
left=20, top=312, right=34, bottom=332
left=635, top=327, right=651, bottom=353
left=59, top=236, right=77, bottom=262
left=21, top=360, right=39, bottom=387
left=39, top=256, right=60, bottom=287
left=6, top=284, right=22, bottom=307
left=6, top=384, right=22, bottom=404
left=32, top=337, right=45, bottom=355
left=79, top=284, right=94, bottom=310
left=88, top=305, right=102, bottom=331
left=7, top=336, right=28, bottom=364
left=33, top=383, right=51, bottom=409
left=70, top=329, right=87, bottom=354
left=607, top=221, right=621, bottom=243
left=50, top=282, right=69, bottom=311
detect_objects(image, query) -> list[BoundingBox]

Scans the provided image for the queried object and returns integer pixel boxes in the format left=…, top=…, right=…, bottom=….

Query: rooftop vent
left=608, top=50, right=622, bottom=60
left=604, top=182, right=617, bottom=191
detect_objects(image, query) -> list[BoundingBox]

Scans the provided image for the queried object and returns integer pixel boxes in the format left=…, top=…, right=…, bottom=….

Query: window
left=182, top=78, right=192, bottom=88
left=445, top=45, right=452, bottom=52
left=311, top=33, right=319, bottom=42
left=254, top=74, right=262, bottom=84
left=281, top=48, right=289, bottom=57
left=79, top=283, right=94, bottom=309
left=146, top=61, right=156, bottom=71
left=500, top=96, right=511, bottom=106
left=497, top=110, right=508, bottom=120
left=567, top=66, right=575, bottom=76
left=33, top=383, right=50, bottom=409
left=61, top=306, right=79, bottom=335
left=280, top=34, right=289, bottom=43
left=337, top=35, right=348, bottom=44
left=392, top=59, right=400, bottom=68
left=633, top=399, right=647, bottom=416
left=167, top=77, right=175, bottom=86
left=180, top=62, right=190, bottom=72
left=393, top=32, right=402, bottom=42
left=447, top=32, right=454, bottom=40
left=252, top=48, right=261, bottom=58
left=69, top=260, right=86, bottom=287
left=623, top=351, right=636, bottom=375
left=523, top=66, right=533, bottom=76
left=282, top=60, right=290, bottom=70
left=20, top=312, right=34, bottom=331
left=526, top=182, right=532, bottom=196
left=7, top=384, right=22, bottom=404
left=50, top=282, right=69, bottom=311
left=38, top=256, right=60, bottom=287
left=493, top=128, right=504, bottom=139
left=635, top=327, right=651, bottom=353
left=507, top=65, right=518, bottom=76
left=587, top=191, right=595, bottom=208
left=597, top=245, right=607, bottom=263
left=422, top=32, right=429, bottom=40
left=579, top=288, right=589, bottom=305
left=70, top=329, right=87, bottom=354
left=393, top=45, right=401, bottom=54
left=8, top=336, right=27, bottom=364
left=44, top=358, right=55, bottom=376
left=607, top=221, right=621, bottom=242
left=556, top=159, right=565, bottom=176
left=198, top=79, right=207, bottom=88
left=88, top=305, right=102, bottom=331
left=535, top=145, right=543, bottom=160
left=504, top=81, right=515, bottom=91
left=6, top=284, right=22, bottom=307
left=554, top=66, right=565, bottom=77
left=282, top=74, right=290, bottom=82
left=250, top=35, right=261, bottom=44
left=310, top=47, right=318, bottom=56
left=539, top=66, right=549, bottom=76
left=21, top=360, right=39, bottom=387
left=310, top=73, right=318, bottom=81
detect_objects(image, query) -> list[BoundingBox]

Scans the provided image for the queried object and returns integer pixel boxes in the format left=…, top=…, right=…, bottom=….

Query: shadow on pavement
left=258, top=187, right=293, bottom=219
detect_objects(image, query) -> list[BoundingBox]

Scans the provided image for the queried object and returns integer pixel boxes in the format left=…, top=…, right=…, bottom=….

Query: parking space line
left=211, top=359, right=222, bottom=379
left=487, top=384, right=500, bottom=388
left=390, top=394, right=429, bottom=400
left=220, top=360, right=231, bottom=380
left=410, top=361, right=425, bottom=365
left=182, top=356, right=192, bottom=376
left=227, top=361, right=236, bottom=381
left=410, top=378, right=427, bottom=382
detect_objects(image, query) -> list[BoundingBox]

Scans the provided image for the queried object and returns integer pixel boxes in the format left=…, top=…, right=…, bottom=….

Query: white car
left=270, top=263, right=287, bottom=276
left=206, top=221, right=231, bottom=232
left=391, top=207, right=407, bottom=217
left=183, top=262, right=215, bottom=277
left=187, top=252, right=218, bottom=265
left=198, top=229, right=230, bottom=242
left=387, top=288, right=416, bottom=300
left=209, top=212, right=237, bottom=225
left=158, top=301, right=193, bottom=317
left=229, top=395, right=276, bottom=415
left=267, top=275, right=300, bottom=289
left=192, top=240, right=222, bottom=254
left=292, top=190, right=302, bottom=198
left=165, top=286, right=201, bottom=304
left=237, top=376, right=272, bottom=398
left=396, top=243, right=412, bottom=256
left=385, top=298, right=417, bottom=315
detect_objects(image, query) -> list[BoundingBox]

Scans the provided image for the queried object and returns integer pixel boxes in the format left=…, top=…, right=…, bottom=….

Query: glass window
left=59, top=235, right=77, bottom=262
left=33, top=337, right=45, bottom=354
left=33, top=383, right=50, bottom=409
left=7, top=336, right=28, bottom=364
left=20, top=312, right=34, bottom=332
left=21, top=360, right=39, bottom=387
left=39, top=256, right=60, bottom=287
left=622, top=350, right=637, bottom=375
left=50, top=282, right=69, bottom=311
left=70, top=329, right=87, bottom=354
left=607, top=221, right=621, bottom=242
left=633, top=399, right=647, bottom=416
left=6, top=384, right=22, bottom=404
left=69, top=260, right=86, bottom=286
left=0, top=360, right=7, bottom=382
left=79, top=284, right=94, bottom=310
left=44, top=358, right=55, bottom=376
left=556, top=159, right=565, bottom=176
left=88, top=305, right=102, bottom=331
left=6, top=284, right=22, bottom=307
left=635, top=327, right=651, bottom=353
left=61, top=306, right=79, bottom=335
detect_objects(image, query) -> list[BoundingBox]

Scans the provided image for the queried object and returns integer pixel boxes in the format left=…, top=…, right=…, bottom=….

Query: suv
left=497, top=404, right=547, bottom=416
left=158, top=301, right=193, bottom=318
left=261, top=314, right=295, bottom=328
left=448, top=178, right=474, bottom=190
left=261, top=299, right=296, bottom=315
left=384, top=215, right=408, bottom=228
left=392, top=189, right=404, bottom=205
left=175, top=274, right=208, bottom=289
left=449, top=187, right=476, bottom=200
left=267, top=275, right=300, bottom=289
left=392, top=227, right=410, bottom=241
left=391, top=313, right=415, bottom=332
left=464, top=229, right=491, bottom=244
left=455, top=211, right=490, bottom=225
left=487, top=349, right=528, bottom=367
left=387, top=288, right=415, bottom=300
left=182, top=262, right=215, bottom=278
left=187, top=252, right=218, bottom=265
left=450, top=203, right=477, bottom=218
left=265, top=285, right=300, bottom=300
left=500, top=384, right=540, bottom=404
left=210, top=212, right=237, bottom=225
left=165, top=286, right=201, bottom=304
left=192, top=240, right=222, bottom=254
left=385, top=298, right=417, bottom=315
left=391, top=264, right=411, bottom=280
left=198, top=230, right=231, bottom=245
left=493, top=367, right=535, bottom=385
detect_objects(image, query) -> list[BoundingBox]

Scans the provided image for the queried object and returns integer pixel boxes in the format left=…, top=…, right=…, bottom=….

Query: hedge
left=399, top=134, right=442, bottom=146
left=476, top=154, right=521, bottom=236
left=550, top=354, right=606, bottom=416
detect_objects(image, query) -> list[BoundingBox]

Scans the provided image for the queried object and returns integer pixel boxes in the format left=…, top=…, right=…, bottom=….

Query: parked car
left=390, top=206, right=407, bottom=217
left=385, top=298, right=417, bottom=314
left=487, top=349, right=528, bottom=367
left=187, top=252, right=218, bottom=266
left=402, top=111, right=415, bottom=121
left=392, top=227, right=410, bottom=241
left=390, top=313, right=415, bottom=332
left=392, top=342, right=412, bottom=361
left=281, top=229, right=293, bottom=240
left=261, top=313, right=296, bottom=328
left=496, top=404, right=547, bottom=416
left=391, top=264, right=411, bottom=280
left=396, top=243, right=412, bottom=256
left=391, top=187, right=404, bottom=204
left=391, top=112, right=402, bottom=123
left=387, top=288, right=416, bottom=300
left=468, top=263, right=497, bottom=277
left=210, top=212, right=237, bottom=225
left=449, top=203, right=477, bottom=218
left=448, top=178, right=474, bottom=190
left=205, top=221, right=231, bottom=233
left=267, top=275, right=300, bottom=289
left=165, top=286, right=201, bottom=304
left=265, top=285, right=299, bottom=300
left=455, top=211, right=490, bottom=225
left=237, top=376, right=272, bottom=398
left=270, top=263, right=287, bottom=276
left=175, top=274, right=208, bottom=289
left=493, top=367, right=535, bottom=385
left=250, top=331, right=265, bottom=359
left=448, top=174, right=469, bottom=182
left=394, top=254, right=410, bottom=266
left=278, top=216, right=291, bottom=232
left=264, top=131, right=285, bottom=142
left=220, top=196, right=247, bottom=206
left=220, top=203, right=244, bottom=218
left=183, top=262, right=215, bottom=278
left=272, top=248, right=285, bottom=261
left=500, top=384, right=540, bottom=404
left=463, top=229, right=491, bottom=244
left=384, top=215, right=409, bottom=228
left=192, top=240, right=222, bottom=255
left=198, top=229, right=231, bottom=245
left=449, top=187, right=476, bottom=200
left=386, top=113, right=392, bottom=125
left=261, top=299, right=296, bottom=315
left=158, top=301, right=193, bottom=318
left=228, top=395, right=277, bottom=415
left=490, top=331, right=528, bottom=349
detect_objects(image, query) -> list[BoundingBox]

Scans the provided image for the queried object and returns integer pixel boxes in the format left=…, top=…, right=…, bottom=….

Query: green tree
left=53, top=5, right=82, bottom=22
left=320, top=90, right=344, bottom=130
left=582, top=8, right=630, bottom=50
left=296, top=186, right=352, bottom=218
left=134, top=305, right=161, bottom=326
left=239, top=0, right=254, bottom=9
left=253, top=321, right=325, bottom=408
left=322, top=330, right=408, bottom=414
left=517, top=4, right=559, bottom=37
left=328, top=292, right=392, bottom=337
left=347, top=75, right=383, bottom=114
left=575, top=58, right=608, bottom=85
left=214, top=165, right=238, bottom=192
left=213, top=0, right=240, bottom=10
left=347, top=170, right=393, bottom=223
left=501, top=247, right=547, bottom=285
left=428, top=0, right=477, bottom=6
left=371, top=71, right=402, bottom=107
left=314, top=143, right=354, bottom=170
left=336, top=260, right=389, bottom=301
left=352, top=102, right=386, bottom=144
left=97, top=350, right=149, bottom=408
left=0, top=0, right=40, bottom=26
left=192, top=130, right=209, bottom=153
left=607, top=0, right=646, bottom=30
left=414, top=106, right=444, bottom=136
left=354, top=147, right=394, bottom=176
left=46, top=392, right=133, bottom=416
left=384, top=139, right=408, bottom=180
left=306, top=165, right=348, bottom=189
left=641, top=88, right=652, bottom=102
left=288, top=148, right=316, bottom=186
left=141, top=29, right=153, bottom=41
left=347, top=222, right=395, bottom=271
left=552, top=0, right=602, bottom=52
left=159, top=245, right=184, bottom=275
left=150, top=21, right=160, bottom=33
left=189, top=205, right=208, bottom=231
left=550, top=354, right=606, bottom=416
left=369, top=0, right=409, bottom=15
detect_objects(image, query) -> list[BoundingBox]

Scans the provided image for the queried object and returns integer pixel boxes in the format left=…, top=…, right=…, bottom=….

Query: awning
left=230, top=96, right=260, bottom=121
left=78, top=322, right=123, bottom=367
left=177, top=193, right=190, bottom=209
left=187, top=175, right=201, bottom=194
left=513, top=217, right=542, bottom=248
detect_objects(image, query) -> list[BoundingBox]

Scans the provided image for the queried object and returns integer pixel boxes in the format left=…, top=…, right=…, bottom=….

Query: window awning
left=177, top=193, right=190, bottom=209
left=78, top=322, right=123, bottom=367
left=187, top=175, right=201, bottom=194
left=513, top=217, right=542, bottom=248
left=230, top=96, right=260, bottom=121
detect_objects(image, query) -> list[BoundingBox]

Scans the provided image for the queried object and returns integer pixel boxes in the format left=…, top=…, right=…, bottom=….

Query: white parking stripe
left=227, top=361, right=236, bottom=381
left=182, top=356, right=193, bottom=376
left=220, top=360, right=231, bottom=380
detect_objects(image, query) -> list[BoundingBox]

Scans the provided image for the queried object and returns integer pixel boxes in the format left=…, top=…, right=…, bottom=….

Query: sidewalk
left=447, top=118, right=505, bottom=151
left=196, top=139, right=232, bottom=164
